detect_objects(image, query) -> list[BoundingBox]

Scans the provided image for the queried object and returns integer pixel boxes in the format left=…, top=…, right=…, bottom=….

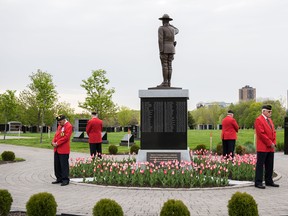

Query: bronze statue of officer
left=157, top=14, right=179, bottom=87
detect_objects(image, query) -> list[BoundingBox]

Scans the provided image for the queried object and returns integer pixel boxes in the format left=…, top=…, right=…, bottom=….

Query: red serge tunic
left=221, top=116, right=239, bottom=140
left=52, top=121, right=73, bottom=154
left=255, top=115, right=276, bottom=152
left=86, top=117, right=103, bottom=143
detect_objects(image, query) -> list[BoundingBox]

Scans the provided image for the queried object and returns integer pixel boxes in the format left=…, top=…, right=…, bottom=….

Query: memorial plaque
left=73, top=131, right=108, bottom=143
left=141, top=98, right=187, bottom=133
left=74, top=132, right=84, bottom=139
left=8, top=121, right=22, bottom=132
left=78, top=119, right=88, bottom=131
left=74, top=132, right=84, bottom=138
left=72, top=131, right=85, bottom=142
left=0, top=124, right=8, bottom=132
left=147, top=152, right=181, bottom=164
left=119, top=134, right=135, bottom=146
left=102, top=131, right=109, bottom=144
left=31, top=126, right=37, bottom=133
left=140, top=97, right=187, bottom=149
left=105, top=127, right=115, bottom=132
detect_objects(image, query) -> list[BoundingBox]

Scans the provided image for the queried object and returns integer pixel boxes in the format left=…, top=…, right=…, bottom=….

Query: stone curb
left=51, top=170, right=282, bottom=191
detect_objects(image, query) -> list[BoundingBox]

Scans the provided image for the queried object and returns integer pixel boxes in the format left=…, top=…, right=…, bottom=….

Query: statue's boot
left=168, top=69, right=172, bottom=87
left=157, top=81, right=169, bottom=87
left=158, top=66, right=169, bottom=87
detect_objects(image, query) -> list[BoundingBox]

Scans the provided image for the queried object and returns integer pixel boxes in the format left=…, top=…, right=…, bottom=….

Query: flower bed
left=69, top=150, right=256, bottom=188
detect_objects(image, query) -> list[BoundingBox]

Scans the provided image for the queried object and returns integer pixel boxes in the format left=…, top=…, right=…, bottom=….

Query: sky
left=1, top=0, right=288, bottom=113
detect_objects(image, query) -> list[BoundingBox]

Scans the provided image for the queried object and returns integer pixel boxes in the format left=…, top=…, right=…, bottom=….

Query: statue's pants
left=160, top=53, right=174, bottom=83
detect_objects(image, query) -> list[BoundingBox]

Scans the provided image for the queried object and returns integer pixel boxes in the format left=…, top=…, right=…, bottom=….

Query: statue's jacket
left=158, top=24, right=179, bottom=54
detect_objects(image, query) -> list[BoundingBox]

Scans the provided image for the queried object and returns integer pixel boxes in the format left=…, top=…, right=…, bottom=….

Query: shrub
left=0, top=189, right=13, bottom=216
left=216, top=143, right=222, bottom=155
left=1, top=151, right=15, bottom=161
left=194, top=144, right=207, bottom=151
left=243, top=141, right=253, bottom=145
left=93, top=198, right=123, bottom=216
left=26, top=192, right=57, bottom=216
left=108, top=145, right=118, bottom=155
left=276, top=142, right=284, bottom=152
left=235, top=145, right=246, bottom=155
left=130, top=144, right=140, bottom=154
left=160, top=199, right=190, bottom=216
left=243, top=143, right=256, bottom=154
left=228, top=192, right=258, bottom=216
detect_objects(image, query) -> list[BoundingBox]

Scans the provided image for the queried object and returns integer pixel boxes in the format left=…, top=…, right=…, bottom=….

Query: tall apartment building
left=239, top=85, right=256, bottom=102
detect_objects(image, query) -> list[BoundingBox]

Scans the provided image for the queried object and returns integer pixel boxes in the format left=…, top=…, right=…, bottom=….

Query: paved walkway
left=0, top=144, right=288, bottom=216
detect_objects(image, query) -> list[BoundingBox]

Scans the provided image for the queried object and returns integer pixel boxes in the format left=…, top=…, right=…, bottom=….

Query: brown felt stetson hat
left=159, top=14, right=173, bottom=21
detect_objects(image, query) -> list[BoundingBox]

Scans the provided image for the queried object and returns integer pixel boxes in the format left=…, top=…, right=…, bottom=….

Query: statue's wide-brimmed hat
left=159, top=14, right=173, bottom=21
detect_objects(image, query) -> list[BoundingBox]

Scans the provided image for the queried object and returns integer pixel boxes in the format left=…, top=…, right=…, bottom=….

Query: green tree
left=53, top=101, right=75, bottom=124
left=117, top=106, right=133, bottom=127
left=207, top=104, right=223, bottom=129
left=19, top=70, right=57, bottom=143
left=103, top=115, right=117, bottom=127
left=79, top=69, right=117, bottom=120
left=228, top=100, right=286, bottom=129
left=130, top=110, right=140, bottom=125
left=117, top=106, right=140, bottom=127
left=192, top=105, right=225, bottom=129
left=0, top=90, right=19, bottom=140
left=191, top=100, right=286, bottom=130
left=188, top=111, right=195, bottom=129
left=191, top=107, right=205, bottom=128
left=245, top=102, right=262, bottom=128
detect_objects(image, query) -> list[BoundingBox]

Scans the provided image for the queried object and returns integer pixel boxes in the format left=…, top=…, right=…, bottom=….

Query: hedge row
left=0, top=189, right=258, bottom=216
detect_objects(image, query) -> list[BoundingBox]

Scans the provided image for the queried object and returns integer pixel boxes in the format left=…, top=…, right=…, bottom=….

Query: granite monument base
left=139, top=89, right=189, bottom=150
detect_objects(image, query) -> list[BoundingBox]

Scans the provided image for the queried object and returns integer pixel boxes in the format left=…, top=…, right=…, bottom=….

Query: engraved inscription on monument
left=141, top=98, right=187, bottom=133
left=147, top=152, right=181, bottom=164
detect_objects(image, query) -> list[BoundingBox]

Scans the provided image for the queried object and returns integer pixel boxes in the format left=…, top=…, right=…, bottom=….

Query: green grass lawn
left=0, top=129, right=285, bottom=154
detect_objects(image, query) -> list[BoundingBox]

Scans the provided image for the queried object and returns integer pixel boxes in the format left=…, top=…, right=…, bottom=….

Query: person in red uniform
left=221, top=110, right=239, bottom=158
left=51, top=114, right=73, bottom=186
left=86, top=111, right=103, bottom=159
left=254, top=105, right=279, bottom=189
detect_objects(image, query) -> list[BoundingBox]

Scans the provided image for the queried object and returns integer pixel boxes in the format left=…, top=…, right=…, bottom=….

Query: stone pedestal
left=137, top=89, right=190, bottom=163
left=139, top=89, right=189, bottom=149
